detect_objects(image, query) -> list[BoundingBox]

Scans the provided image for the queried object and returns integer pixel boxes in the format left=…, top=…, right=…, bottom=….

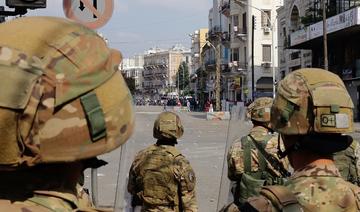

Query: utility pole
left=251, top=15, right=255, bottom=100
left=322, top=0, right=328, bottom=70
left=215, top=35, right=221, bottom=111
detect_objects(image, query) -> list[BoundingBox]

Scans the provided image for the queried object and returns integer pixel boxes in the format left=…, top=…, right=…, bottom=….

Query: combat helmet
left=246, top=97, right=273, bottom=128
left=0, top=17, right=134, bottom=170
left=153, top=112, right=184, bottom=140
left=271, top=68, right=353, bottom=155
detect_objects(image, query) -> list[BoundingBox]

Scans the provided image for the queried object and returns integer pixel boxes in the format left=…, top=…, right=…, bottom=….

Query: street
left=85, top=106, right=229, bottom=212
left=84, top=105, right=360, bottom=212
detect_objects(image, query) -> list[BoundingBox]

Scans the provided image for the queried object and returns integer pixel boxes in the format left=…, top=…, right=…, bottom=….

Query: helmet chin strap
left=277, top=134, right=301, bottom=159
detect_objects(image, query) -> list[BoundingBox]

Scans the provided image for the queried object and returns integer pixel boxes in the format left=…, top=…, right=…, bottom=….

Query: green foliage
left=176, top=62, right=190, bottom=92
left=121, top=72, right=136, bottom=95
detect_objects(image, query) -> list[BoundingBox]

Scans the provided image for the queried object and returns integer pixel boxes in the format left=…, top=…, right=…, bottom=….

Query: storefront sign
left=290, top=29, right=308, bottom=46
left=291, top=7, right=360, bottom=46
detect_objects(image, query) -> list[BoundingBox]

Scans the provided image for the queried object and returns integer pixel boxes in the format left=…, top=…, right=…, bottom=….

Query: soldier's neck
left=290, top=152, right=334, bottom=170
left=156, top=139, right=177, bottom=146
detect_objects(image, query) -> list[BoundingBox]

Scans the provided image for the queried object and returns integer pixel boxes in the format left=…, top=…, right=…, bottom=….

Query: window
left=231, top=48, right=239, bottom=62
left=262, top=45, right=271, bottom=62
left=242, top=13, right=247, bottom=33
left=233, top=15, right=239, bottom=29
left=261, top=10, right=271, bottom=27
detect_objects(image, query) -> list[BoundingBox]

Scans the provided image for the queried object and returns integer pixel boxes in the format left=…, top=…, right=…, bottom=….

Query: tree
left=175, top=62, right=190, bottom=94
left=121, top=72, right=136, bottom=95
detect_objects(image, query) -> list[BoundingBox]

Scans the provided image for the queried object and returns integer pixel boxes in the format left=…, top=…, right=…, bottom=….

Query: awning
left=256, top=77, right=273, bottom=90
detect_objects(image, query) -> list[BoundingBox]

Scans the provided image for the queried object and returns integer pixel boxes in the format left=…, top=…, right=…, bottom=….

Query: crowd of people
left=1, top=16, right=360, bottom=212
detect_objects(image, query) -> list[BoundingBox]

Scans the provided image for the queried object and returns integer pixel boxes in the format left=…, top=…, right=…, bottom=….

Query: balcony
left=228, top=61, right=248, bottom=75
left=233, top=26, right=247, bottom=40
left=220, top=1, right=230, bottom=17
left=207, top=26, right=222, bottom=41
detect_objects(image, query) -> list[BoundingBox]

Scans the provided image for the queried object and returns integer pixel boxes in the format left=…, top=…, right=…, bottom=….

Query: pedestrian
left=224, top=97, right=290, bottom=209
left=209, top=103, right=214, bottom=112
left=237, top=68, right=360, bottom=211
left=163, top=99, right=168, bottom=111
left=0, top=16, right=134, bottom=211
left=187, top=99, right=191, bottom=112
left=128, top=112, right=198, bottom=212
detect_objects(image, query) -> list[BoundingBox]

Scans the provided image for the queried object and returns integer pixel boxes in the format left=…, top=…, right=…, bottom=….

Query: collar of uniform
left=32, top=190, right=79, bottom=209
left=250, top=126, right=269, bottom=135
left=291, top=163, right=341, bottom=179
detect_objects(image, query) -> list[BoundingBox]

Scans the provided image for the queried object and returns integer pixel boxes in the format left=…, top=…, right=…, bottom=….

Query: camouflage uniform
left=227, top=98, right=289, bottom=207
left=127, top=112, right=198, bottom=212
left=227, top=127, right=288, bottom=181
left=334, top=140, right=360, bottom=185
left=0, top=17, right=134, bottom=211
left=239, top=68, right=360, bottom=211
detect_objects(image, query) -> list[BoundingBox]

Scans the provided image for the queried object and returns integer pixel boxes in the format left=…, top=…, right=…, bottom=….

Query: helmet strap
left=277, top=134, right=301, bottom=159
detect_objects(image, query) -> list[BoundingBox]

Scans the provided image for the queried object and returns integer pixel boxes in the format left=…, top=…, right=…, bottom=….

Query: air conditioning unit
left=263, top=27, right=271, bottom=33
left=228, top=62, right=233, bottom=68
left=233, top=61, right=238, bottom=66
left=233, top=26, right=239, bottom=32
left=262, top=62, right=271, bottom=68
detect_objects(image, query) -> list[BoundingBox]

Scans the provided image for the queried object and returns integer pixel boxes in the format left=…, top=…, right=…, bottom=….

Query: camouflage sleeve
left=127, top=154, right=144, bottom=207
left=353, top=140, right=360, bottom=185
left=127, top=161, right=137, bottom=195
left=174, top=156, right=198, bottom=212
left=127, top=153, right=142, bottom=195
left=227, top=139, right=244, bottom=181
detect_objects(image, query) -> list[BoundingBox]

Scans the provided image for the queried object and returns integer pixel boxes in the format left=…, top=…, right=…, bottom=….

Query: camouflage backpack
left=136, top=145, right=181, bottom=207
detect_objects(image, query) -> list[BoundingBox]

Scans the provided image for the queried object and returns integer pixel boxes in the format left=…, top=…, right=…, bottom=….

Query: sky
left=1, top=0, right=212, bottom=58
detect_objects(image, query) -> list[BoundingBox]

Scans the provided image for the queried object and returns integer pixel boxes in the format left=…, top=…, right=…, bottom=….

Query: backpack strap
left=248, top=134, right=291, bottom=177
left=241, top=136, right=252, bottom=173
left=241, top=135, right=267, bottom=178
left=260, top=186, right=303, bottom=212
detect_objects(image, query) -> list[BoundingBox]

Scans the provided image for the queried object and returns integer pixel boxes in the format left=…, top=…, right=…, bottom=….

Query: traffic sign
left=63, top=0, right=114, bottom=29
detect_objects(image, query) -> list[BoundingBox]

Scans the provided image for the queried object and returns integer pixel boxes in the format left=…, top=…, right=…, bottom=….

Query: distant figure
left=187, top=100, right=191, bottom=112
left=163, top=100, right=167, bottom=111
left=209, top=103, right=214, bottom=112
left=177, top=99, right=182, bottom=107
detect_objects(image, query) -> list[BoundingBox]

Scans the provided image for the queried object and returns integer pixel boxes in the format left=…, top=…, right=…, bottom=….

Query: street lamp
left=234, top=0, right=277, bottom=98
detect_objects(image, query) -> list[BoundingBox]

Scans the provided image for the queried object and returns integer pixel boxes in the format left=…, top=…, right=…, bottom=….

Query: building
left=280, top=0, right=360, bottom=119
left=120, top=54, right=144, bottom=94
left=189, top=28, right=209, bottom=100
left=201, top=1, right=230, bottom=108
left=219, top=0, right=283, bottom=101
left=277, top=0, right=312, bottom=80
left=143, top=45, right=191, bottom=100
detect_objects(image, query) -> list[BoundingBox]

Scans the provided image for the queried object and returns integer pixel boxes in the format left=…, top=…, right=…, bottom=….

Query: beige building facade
left=143, top=47, right=190, bottom=99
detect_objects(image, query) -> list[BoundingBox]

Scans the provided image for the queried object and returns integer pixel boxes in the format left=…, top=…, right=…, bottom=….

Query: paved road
left=84, top=106, right=360, bottom=211
left=85, top=106, right=229, bottom=212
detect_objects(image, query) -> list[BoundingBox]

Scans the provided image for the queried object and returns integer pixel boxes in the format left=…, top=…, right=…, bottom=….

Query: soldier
left=226, top=97, right=290, bottom=208
left=239, top=68, right=360, bottom=211
left=334, top=140, right=360, bottom=185
left=0, top=17, right=134, bottom=211
left=128, top=111, right=198, bottom=212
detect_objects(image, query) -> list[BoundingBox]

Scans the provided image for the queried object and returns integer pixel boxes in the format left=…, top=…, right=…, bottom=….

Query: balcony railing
left=220, top=1, right=230, bottom=17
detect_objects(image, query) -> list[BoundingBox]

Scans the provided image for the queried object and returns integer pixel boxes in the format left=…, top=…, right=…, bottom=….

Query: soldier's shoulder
left=287, top=175, right=360, bottom=211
